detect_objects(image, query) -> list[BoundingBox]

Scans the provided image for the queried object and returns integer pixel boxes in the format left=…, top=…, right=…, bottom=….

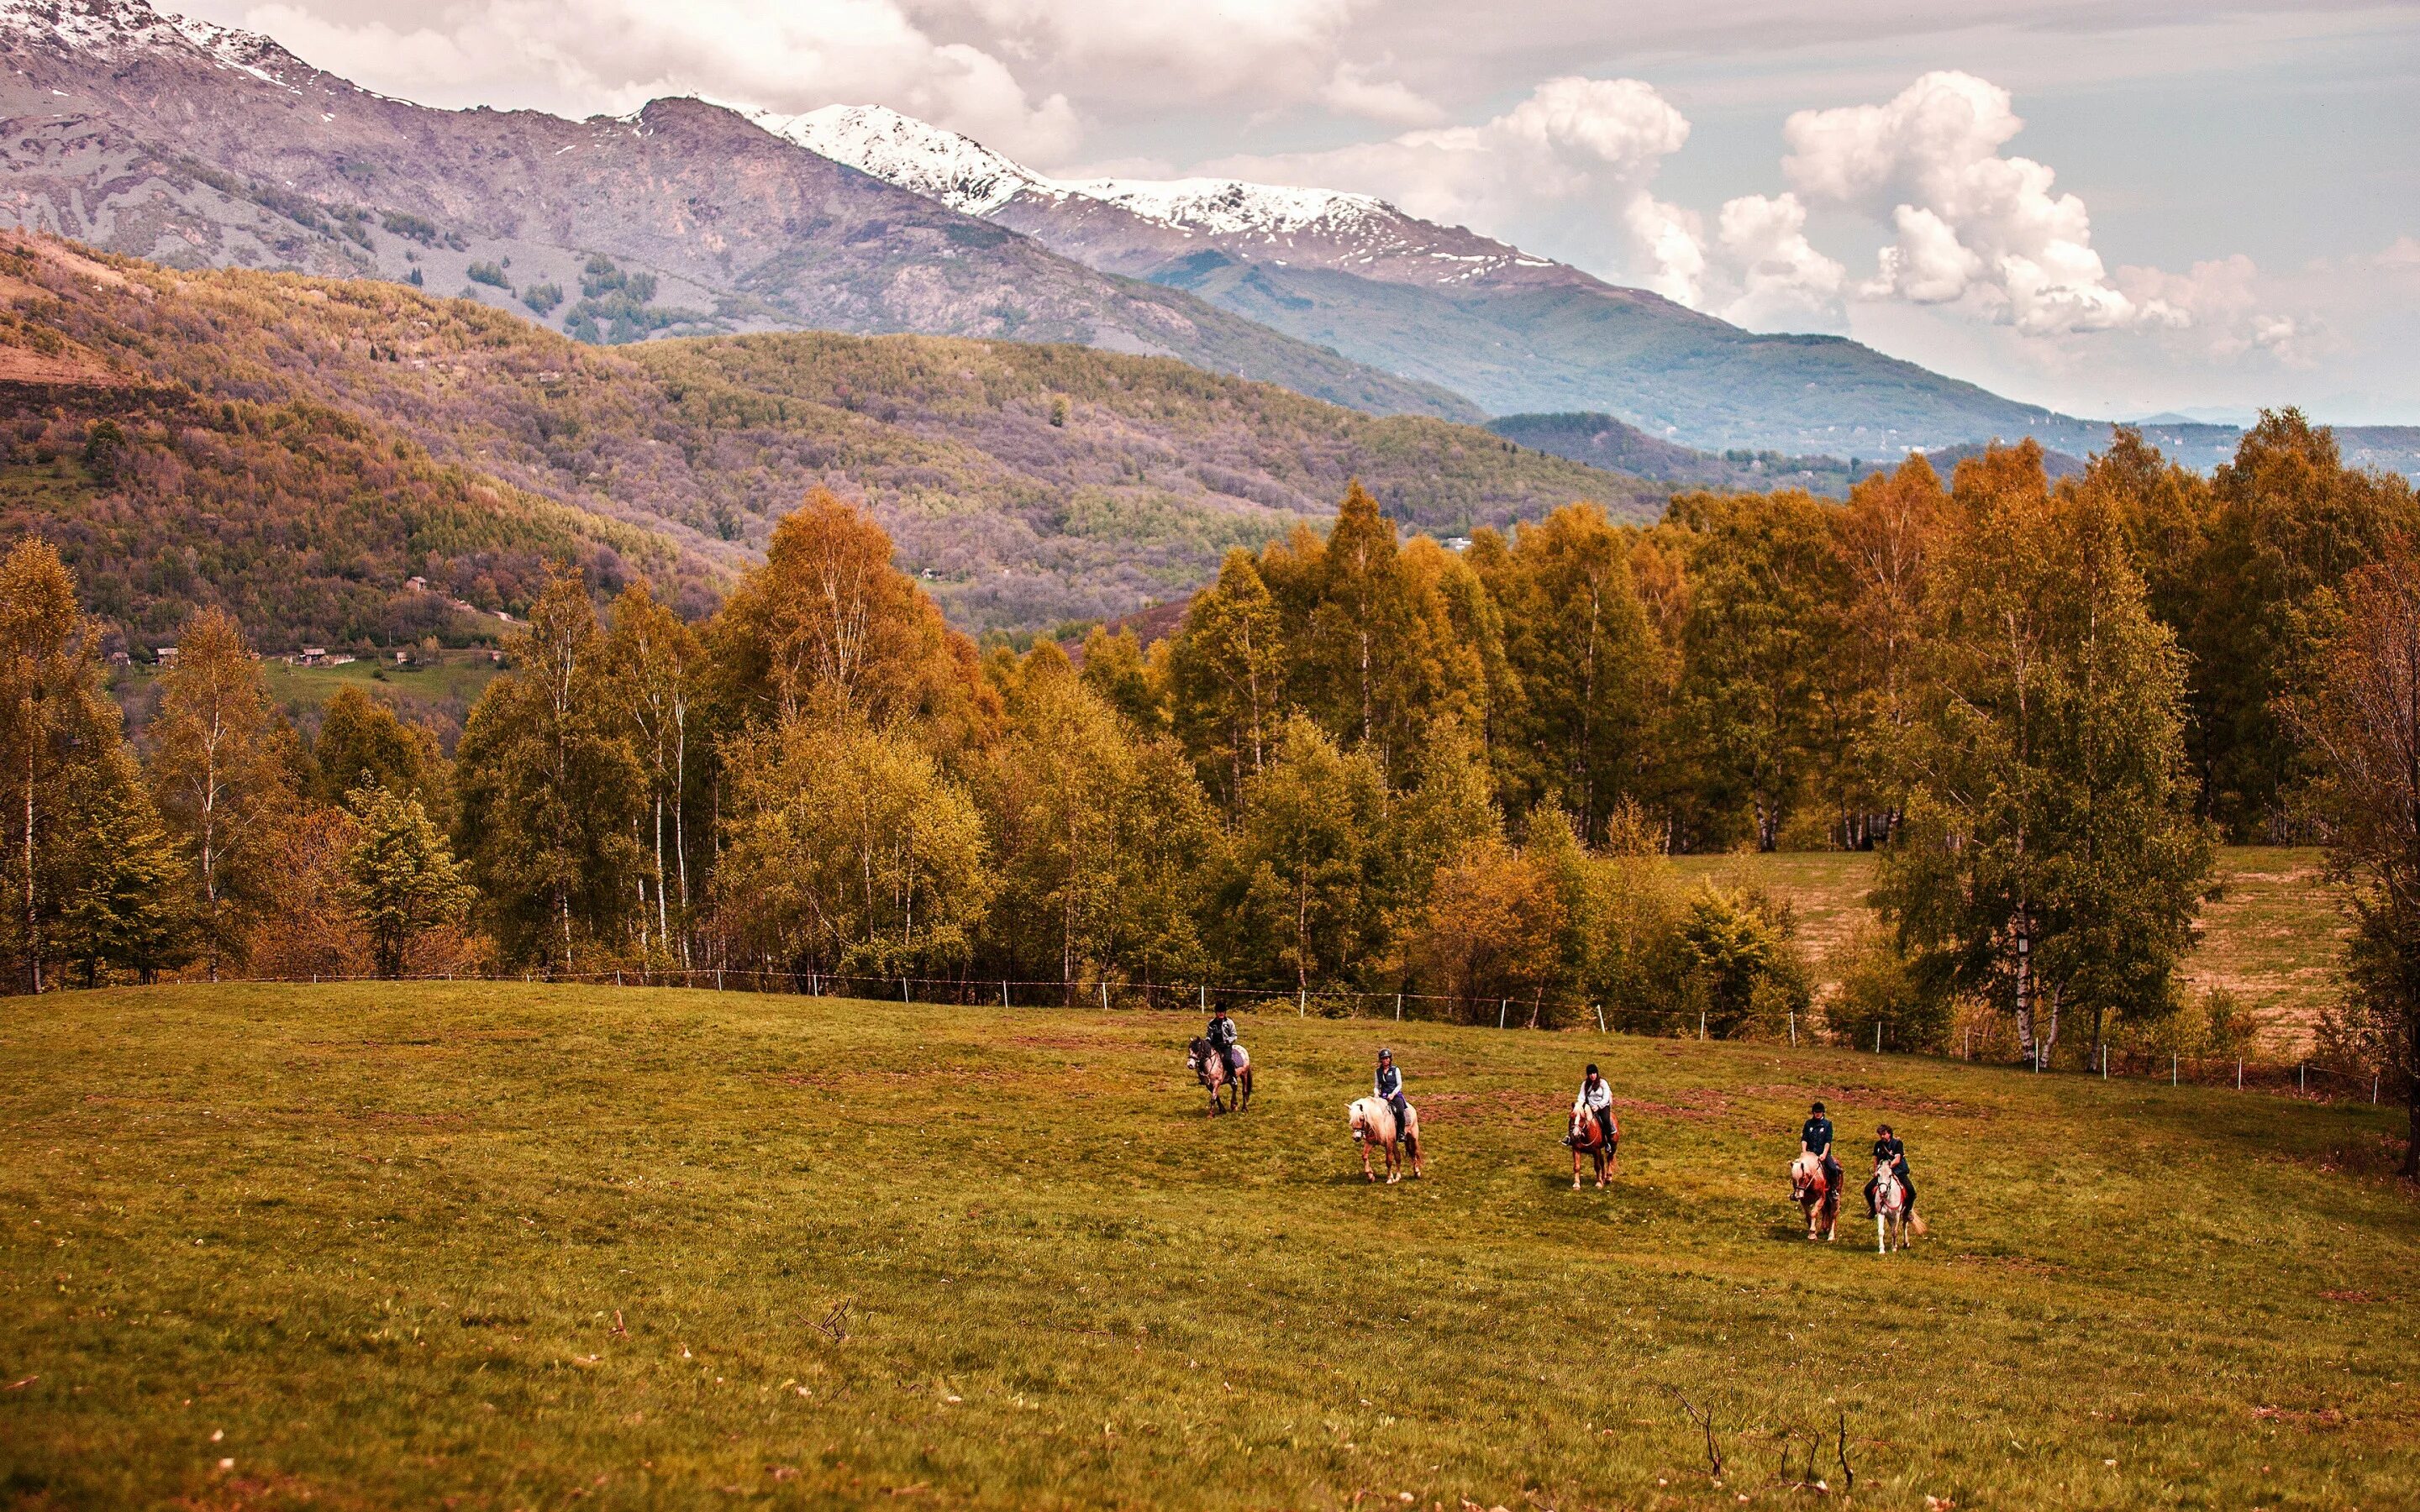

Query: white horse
left=1872, top=1159, right=1912, bottom=1253
left=1347, top=1096, right=1423, bottom=1183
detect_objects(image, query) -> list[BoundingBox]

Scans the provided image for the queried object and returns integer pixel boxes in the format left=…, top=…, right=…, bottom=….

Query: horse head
left=1347, top=1100, right=1371, bottom=1143
left=1790, top=1152, right=1822, bottom=1197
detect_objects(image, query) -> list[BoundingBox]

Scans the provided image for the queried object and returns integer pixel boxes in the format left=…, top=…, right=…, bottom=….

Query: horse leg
left=1876, top=1211, right=1886, bottom=1254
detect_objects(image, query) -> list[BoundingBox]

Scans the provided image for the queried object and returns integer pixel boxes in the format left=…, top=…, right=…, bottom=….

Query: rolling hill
left=3, top=980, right=2411, bottom=1508
left=0, top=234, right=1659, bottom=641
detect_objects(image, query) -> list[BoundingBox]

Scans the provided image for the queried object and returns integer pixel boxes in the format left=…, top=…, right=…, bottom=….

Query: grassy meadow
left=1672, top=848, right=2348, bottom=1051
left=3, top=983, right=2414, bottom=1509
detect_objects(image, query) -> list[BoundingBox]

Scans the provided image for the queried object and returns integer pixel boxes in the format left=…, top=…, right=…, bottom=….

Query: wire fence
left=208, top=963, right=2402, bottom=1108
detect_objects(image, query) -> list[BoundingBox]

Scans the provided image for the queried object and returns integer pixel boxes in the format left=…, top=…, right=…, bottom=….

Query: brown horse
left=1791, top=1152, right=1839, bottom=1242
left=1348, top=1096, right=1423, bottom=1183
left=1567, top=1105, right=1620, bottom=1188
left=1186, top=1038, right=1251, bottom=1115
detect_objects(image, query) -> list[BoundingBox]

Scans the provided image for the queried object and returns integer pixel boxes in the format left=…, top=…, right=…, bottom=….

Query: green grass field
left=1672, top=848, right=2347, bottom=1051
left=4, top=984, right=2413, bottom=1509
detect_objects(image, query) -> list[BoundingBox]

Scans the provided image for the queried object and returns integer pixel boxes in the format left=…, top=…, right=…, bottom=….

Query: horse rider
left=1800, top=1100, right=1842, bottom=1200
left=1864, top=1121, right=1916, bottom=1219
left=1375, top=1048, right=1410, bottom=1136
left=1571, top=1063, right=1613, bottom=1144
left=1205, top=1003, right=1240, bottom=1082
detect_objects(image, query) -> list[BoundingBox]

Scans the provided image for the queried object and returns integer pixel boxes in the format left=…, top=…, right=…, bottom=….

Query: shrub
left=1823, top=920, right=1952, bottom=1052
left=466, top=261, right=509, bottom=289
left=520, top=282, right=563, bottom=315
left=379, top=209, right=439, bottom=246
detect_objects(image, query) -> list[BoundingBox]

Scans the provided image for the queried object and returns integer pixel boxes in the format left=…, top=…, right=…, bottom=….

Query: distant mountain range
left=776, top=106, right=2129, bottom=457
left=0, top=0, right=1474, bottom=421
left=3, top=0, right=2411, bottom=480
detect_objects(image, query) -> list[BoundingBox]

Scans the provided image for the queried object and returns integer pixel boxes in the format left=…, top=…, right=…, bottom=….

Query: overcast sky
left=180, top=0, right=2420, bottom=423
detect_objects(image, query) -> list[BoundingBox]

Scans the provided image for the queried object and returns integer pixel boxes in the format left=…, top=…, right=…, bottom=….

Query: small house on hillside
left=297, top=647, right=328, bottom=665
left=406, top=575, right=429, bottom=593
left=155, top=646, right=176, bottom=665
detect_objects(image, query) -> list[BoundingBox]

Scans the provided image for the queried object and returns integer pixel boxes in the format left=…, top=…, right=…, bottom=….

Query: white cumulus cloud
left=1710, top=192, right=1845, bottom=327
left=1780, top=70, right=2175, bottom=334
left=1209, top=76, right=1702, bottom=300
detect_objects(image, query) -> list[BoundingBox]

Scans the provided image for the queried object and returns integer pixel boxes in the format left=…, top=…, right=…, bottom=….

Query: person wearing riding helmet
left=1801, top=1100, right=1842, bottom=1199
left=1205, top=1004, right=1239, bottom=1081
left=1374, top=1048, right=1410, bottom=1137
left=1864, top=1122, right=1915, bottom=1218
left=1571, top=1063, right=1614, bottom=1145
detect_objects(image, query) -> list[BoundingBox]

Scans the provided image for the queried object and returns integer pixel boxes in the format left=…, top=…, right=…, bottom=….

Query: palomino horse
left=1871, top=1159, right=1912, bottom=1252
left=1348, top=1096, right=1423, bottom=1183
left=1567, top=1105, right=1620, bottom=1188
left=1185, top=1038, right=1251, bottom=1115
left=1790, top=1152, right=1839, bottom=1242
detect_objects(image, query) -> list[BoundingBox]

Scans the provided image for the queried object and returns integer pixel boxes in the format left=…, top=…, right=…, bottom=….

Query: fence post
left=2236, top=1057, right=2243, bottom=1089
left=2170, top=1053, right=2177, bottom=1087
left=2299, top=1062, right=2307, bottom=1094
left=1876, top=1022, right=1882, bottom=1054
left=1698, top=1010, right=1706, bottom=1042
left=1200, top=984, right=1207, bottom=1011
left=1787, top=1008, right=1794, bottom=1047
left=1598, top=1003, right=1607, bottom=1035
left=1299, top=987, right=1307, bottom=1017
left=1500, top=999, right=1508, bottom=1029
left=2100, top=1044, right=2107, bottom=1079
left=2374, top=1074, right=2381, bottom=1105
left=1396, top=993, right=1402, bottom=1021
left=614, top=969, right=621, bottom=986
left=902, top=977, right=909, bottom=1004
left=1101, top=979, right=1109, bottom=1012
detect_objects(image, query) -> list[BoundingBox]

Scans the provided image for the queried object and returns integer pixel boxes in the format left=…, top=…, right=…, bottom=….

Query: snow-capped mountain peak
left=2, top=0, right=302, bottom=88
left=760, top=103, right=1397, bottom=241
left=753, top=105, right=1046, bottom=218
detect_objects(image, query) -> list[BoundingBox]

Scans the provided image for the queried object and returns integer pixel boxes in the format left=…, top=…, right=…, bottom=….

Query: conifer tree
left=1670, top=489, right=1848, bottom=850
left=1481, top=503, right=1661, bottom=843
left=1167, top=549, right=1287, bottom=808
left=345, top=782, right=473, bottom=979
left=60, top=744, right=190, bottom=985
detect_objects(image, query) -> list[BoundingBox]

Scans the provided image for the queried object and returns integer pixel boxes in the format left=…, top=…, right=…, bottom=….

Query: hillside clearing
left=3, top=984, right=2412, bottom=1509
left=1671, top=848, right=2347, bottom=1050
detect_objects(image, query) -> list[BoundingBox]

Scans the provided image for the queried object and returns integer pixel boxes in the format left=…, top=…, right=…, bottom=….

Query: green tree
left=1076, top=625, right=1164, bottom=734
left=1676, top=885, right=1812, bottom=1038
left=1832, top=454, right=1946, bottom=846
left=312, top=685, right=445, bottom=816
left=1167, top=549, right=1288, bottom=808
left=345, top=783, right=473, bottom=979
left=454, top=566, right=644, bottom=969
left=1876, top=444, right=2215, bottom=1065
left=1216, top=716, right=1392, bottom=991
left=2184, top=411, right=2415, bottom=836
left=150, top=607, right=293, bottom=979
left=1480, top=503, right=1661, bottom=843
left=0, top=539, right=132, bottom=991
left=1669, top=489, right=1847, bottom=849
left=59, top=745, right=191, bottom=985
left=718, top=719, right=993, bottom=978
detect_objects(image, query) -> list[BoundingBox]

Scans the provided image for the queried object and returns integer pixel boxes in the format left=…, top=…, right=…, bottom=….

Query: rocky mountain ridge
left=0, top=0, right=1476, bottom=421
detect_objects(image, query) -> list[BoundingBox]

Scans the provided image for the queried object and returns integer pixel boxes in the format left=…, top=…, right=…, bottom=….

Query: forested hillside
left=8, top=412, right=2414, bottom=1105
left=0, top=235, right=1656, bottom=638
left=0, top=238, right=703, bottom=650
